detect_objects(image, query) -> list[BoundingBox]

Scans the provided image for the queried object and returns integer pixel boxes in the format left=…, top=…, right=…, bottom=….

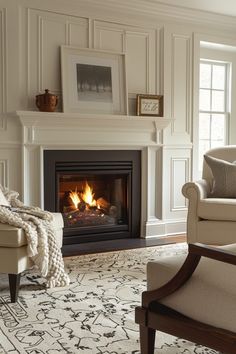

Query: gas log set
left=61, top=181, right=118, bottom=228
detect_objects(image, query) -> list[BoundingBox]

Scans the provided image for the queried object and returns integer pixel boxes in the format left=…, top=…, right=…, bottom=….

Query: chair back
left=202, top=146, right=236, bottom=185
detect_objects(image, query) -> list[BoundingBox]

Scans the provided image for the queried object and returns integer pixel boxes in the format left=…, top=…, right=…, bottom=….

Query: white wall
left=1, top=0, right=236, bottom=236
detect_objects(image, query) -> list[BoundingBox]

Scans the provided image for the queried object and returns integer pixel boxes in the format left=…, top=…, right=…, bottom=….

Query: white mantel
left=17, top=111, right=172, bottom=146
left=16, top=110, right=173, bottom=238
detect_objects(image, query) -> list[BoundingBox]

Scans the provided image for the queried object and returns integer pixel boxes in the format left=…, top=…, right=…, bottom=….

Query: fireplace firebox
left=44, top=150, right=141, bottom=245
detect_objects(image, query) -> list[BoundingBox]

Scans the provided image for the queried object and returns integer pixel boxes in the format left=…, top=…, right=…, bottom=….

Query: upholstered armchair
left=182, top=145, right=236, bottom=245
left=0, top=185, right=65, bottom=302
left=0, top=213, right=64, bottom=302
left=135, top=243, right=236, bottom=354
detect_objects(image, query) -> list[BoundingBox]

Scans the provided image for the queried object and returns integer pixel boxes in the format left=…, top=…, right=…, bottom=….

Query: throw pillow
left=204, top=154, right=236, bottom=198
left=0, top=188, right=10, bottom=206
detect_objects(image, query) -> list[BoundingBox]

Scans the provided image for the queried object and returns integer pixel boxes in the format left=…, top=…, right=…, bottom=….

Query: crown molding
left=75, top=0, right=236, bottom=31
left=26, top=0, right=236, bottom=32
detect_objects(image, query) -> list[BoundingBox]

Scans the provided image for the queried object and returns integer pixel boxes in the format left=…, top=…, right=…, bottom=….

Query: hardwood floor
left=62, top=234, right=186, bottom=257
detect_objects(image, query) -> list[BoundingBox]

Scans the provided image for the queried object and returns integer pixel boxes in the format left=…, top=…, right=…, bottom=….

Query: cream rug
left=0, top=243, right=219, bottom=354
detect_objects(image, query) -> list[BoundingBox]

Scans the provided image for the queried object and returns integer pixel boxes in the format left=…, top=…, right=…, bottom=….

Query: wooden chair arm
left=189, top=243, right=236, bottom=265
left=142, top=243, right=236, bottom=307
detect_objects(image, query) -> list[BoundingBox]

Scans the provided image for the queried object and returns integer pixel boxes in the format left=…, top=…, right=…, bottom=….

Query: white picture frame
left=60, top=46, right=128, bottom=115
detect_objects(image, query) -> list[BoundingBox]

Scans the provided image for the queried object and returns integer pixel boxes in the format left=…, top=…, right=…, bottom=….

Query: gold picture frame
left=136, top=94, right=163, bottom=117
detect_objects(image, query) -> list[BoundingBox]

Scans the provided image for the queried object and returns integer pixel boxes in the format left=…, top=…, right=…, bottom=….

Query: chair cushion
left=198, top=198, right=236, bottom=221
left=0, top=212, right=63, bottom=247
left=147, top=244, right=236, bottom=333
left=204, top=154, right=236, bottom=197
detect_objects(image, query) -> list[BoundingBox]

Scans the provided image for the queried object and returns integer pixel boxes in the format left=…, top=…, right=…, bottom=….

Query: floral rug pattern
left=0, top=243, right=219, bottom=353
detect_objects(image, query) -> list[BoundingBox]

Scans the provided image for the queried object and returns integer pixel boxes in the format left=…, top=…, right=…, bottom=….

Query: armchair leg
left=8, top=273, right=21, bottom=303
left=140, top=325, right=155, bottom=354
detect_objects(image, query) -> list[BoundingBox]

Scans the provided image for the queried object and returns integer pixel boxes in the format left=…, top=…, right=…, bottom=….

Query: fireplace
left=44, top=150, right=141, bottom=245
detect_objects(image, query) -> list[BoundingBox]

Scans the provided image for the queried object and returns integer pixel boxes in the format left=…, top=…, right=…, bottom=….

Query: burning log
left=77, top=201, right=86, bottom=212
left=97, top=197, right=110, bottom=211
left=61, top=182, right=118, bottom=228
left=63, top=208, right=116, bottom=227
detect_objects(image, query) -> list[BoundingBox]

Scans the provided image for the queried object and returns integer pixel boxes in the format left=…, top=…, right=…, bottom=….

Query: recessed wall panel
left=126, top=32, right=148, bottom=93
left=0, top=159, right=7, bottom=187
left=40, top=17, right=67, bottom=93
left=94, top=22, right=124, bottom=52
left=171, top=157, right=189, bottom=210
left=69, top=20, right=89, bottom=47
left=171, top=34, right=191, bottom=135
left=0, top=8, right=6, bottom=130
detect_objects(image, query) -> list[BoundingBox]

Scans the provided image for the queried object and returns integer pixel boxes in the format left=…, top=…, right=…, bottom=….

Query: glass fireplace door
left=57, top=172, right=129, bottom=230
left=44, top=150, right=140, bottom=245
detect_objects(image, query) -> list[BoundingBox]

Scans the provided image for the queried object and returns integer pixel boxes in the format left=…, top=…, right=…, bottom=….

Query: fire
left=69, top=182, right=97, bottom=208
left=81, top=182, right=97, bottom=206
left=69, top=188, right=81, bottom=209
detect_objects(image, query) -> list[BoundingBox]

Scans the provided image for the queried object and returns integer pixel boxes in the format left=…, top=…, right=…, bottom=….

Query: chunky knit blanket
left=0, top=186, right=70, bottom=288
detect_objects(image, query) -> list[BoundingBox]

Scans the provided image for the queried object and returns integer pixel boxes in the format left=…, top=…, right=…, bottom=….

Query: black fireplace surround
left=44, top=150, right=141, bottom=245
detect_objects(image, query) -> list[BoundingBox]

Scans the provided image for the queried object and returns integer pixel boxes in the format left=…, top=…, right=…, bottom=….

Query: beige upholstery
left=0, top=213, right=63, bottom=248
left=0, top=212, right=64, bottom=297
left=147, top=244, right=236, bottom=333
left=182, top=146, right=236, bottom=245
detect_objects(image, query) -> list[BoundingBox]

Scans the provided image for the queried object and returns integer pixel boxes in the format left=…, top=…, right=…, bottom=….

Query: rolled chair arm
left=182, top=179, right=211, bottom=200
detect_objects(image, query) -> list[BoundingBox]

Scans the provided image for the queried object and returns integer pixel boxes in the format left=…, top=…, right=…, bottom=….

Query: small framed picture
left=136, top=94, right=163, bottom=117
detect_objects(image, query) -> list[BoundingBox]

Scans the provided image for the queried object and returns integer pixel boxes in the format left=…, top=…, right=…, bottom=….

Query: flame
left=81, top=181, right=97, bottom=206
left=69, top=182, right=97, bottom=209
left=69, top=188, right=81, bottom=209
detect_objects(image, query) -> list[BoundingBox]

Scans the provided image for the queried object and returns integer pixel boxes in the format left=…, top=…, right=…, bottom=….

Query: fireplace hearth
left=44, top=150, right=141, bottom=245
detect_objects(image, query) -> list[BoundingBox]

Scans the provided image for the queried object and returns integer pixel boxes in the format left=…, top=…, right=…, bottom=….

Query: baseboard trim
left=145, top=220, right=186, bottom=238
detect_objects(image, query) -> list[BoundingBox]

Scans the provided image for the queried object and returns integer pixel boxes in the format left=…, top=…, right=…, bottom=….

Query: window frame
left=198, top=59, right=230, bottom=171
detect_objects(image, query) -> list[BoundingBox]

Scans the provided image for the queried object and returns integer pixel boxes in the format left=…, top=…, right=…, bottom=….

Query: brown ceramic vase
left=35, top=89, right=58, bottom=112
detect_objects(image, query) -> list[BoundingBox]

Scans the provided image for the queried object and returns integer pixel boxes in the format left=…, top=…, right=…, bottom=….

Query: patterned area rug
left=0, top=243, right=219, bottom=354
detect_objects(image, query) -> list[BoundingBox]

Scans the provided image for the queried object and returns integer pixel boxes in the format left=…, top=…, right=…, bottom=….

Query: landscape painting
left=77, top=64, right=112, bottom=103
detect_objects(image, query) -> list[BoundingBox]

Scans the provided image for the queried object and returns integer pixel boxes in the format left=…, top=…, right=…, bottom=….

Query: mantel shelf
left=15, top=110, right=173, bottom=146
left=15, top=110, right=173, bottom=132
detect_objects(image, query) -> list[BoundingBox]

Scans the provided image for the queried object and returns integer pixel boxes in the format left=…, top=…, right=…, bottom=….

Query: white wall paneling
left=0, top=8, right=7, bottom=130
left=146, top=146, right=162, bottom=220
left=94, top=20, right=158, bottom=95
left=163, top=25, right=193, bottom=145
left=26, top=8, right=89, bottom=109
left=162, top=146, right=191, bottom=223
left=0, top=145, right=21, bottom=192
left=94, top=21, right=126, bottom=53
left=170, top=157, right=189, bottom=211
left=0, top=159, right=8, bottom=187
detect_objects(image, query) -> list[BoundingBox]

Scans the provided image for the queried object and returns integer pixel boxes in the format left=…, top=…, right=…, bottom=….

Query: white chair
left=0, top=213, right=63, bottom=302
left=135, top=243, right=236, bottom=354
left=182, top=145, right=236, bottom=245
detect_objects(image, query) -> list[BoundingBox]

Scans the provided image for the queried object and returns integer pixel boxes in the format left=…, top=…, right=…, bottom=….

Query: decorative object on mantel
left=35, top=89, right=58, bottom=112
left=60, top=46, right=128, bottom=115
left=136, top=94, right=163, bottom=117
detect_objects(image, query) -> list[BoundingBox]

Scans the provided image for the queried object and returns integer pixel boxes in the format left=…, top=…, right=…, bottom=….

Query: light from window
left=198, top=60, right=228, bottom=170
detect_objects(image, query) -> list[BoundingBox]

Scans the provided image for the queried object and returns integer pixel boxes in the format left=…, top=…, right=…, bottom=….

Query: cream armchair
left=135, top=243, right=236, bottom=353
left=0, top=213, right=63, bottom=302
left=182, top=145, right=236, bottom=245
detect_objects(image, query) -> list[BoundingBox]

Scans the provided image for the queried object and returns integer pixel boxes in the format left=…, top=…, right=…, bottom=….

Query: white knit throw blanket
left=0, top=186, right=70, bottom=288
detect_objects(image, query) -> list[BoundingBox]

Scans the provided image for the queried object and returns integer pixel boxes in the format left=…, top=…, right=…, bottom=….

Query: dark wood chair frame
left=135, top=243, right=236, bottom=354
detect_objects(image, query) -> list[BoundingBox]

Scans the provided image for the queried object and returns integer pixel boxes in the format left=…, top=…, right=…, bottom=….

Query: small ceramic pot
left=35, top=89, right=58, bottom=112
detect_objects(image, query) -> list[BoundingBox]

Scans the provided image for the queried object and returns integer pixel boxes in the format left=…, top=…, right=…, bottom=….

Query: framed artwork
left=136, top=94, right=164, bottom=117
left=60, top=46, right=128, bottom=115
